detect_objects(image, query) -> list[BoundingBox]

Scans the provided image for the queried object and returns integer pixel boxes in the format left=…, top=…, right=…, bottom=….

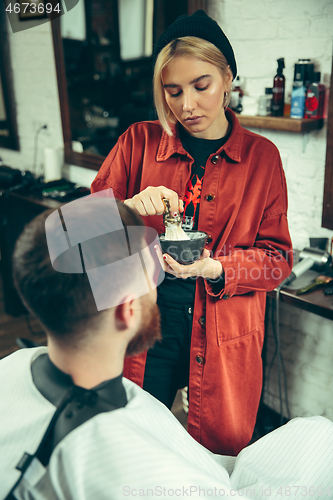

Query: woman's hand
left=124, top=186, right=183, bottom=217
left=155, top=247, right=223, bottom=281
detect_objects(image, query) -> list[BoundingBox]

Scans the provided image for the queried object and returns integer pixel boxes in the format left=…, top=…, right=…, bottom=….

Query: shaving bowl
left=159, top=231, right=208, bottom=265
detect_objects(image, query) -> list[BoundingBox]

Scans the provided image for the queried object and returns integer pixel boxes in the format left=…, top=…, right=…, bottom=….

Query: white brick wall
left=210, top=0, right=333, bottom=420
left=0, top=0, right=333, bottom=420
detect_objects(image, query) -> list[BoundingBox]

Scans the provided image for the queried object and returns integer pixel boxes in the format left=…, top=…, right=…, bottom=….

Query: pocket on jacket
left=214, top=291, right=266, bottom=346
left=217, top=328, right=259, bottom=348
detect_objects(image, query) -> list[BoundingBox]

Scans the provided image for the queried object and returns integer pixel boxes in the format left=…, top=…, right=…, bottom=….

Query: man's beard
left=125, top=300, right=161, bottom=357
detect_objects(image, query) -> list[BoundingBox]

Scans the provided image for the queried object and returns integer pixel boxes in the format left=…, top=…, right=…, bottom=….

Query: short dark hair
left=13, top=199, right=145, bottom=343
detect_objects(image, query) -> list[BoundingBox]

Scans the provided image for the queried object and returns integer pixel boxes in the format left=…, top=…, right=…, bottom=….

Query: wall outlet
left=32, top=121, right=49, bottom=135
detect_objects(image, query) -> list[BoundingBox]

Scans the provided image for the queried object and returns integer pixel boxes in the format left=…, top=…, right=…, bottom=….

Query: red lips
left=184, top=116, right=203, bottom=125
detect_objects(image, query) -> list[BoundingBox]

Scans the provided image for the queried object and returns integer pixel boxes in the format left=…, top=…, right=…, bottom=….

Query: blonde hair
left=153, top=37, right=233, bottom=136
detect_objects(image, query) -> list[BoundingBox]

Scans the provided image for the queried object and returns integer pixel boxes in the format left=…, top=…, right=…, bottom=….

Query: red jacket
left=91, top=109, right=293, bottom=455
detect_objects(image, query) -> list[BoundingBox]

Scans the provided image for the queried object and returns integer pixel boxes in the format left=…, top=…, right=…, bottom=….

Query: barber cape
left=0, top=347, right=332, bottom=500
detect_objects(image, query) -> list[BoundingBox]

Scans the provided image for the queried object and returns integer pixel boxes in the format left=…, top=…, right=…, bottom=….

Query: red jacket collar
left=156, top=108, right=244, bottom=163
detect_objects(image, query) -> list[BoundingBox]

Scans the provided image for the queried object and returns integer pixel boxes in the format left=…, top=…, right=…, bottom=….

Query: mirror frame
left=0, top=6, right=19, bottom=151
left=322, top=57, right=333, bottom=230
left=51, top=0, right=207, bottom=171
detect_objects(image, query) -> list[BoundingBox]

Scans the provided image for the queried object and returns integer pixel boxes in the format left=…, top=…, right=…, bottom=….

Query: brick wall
left=0, top=0, right=333, bottom=419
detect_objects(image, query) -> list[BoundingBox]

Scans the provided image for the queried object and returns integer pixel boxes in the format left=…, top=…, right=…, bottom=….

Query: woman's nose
left=182, top=90, right=195, bottom=112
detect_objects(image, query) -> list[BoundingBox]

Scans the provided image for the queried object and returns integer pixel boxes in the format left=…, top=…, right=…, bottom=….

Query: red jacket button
left=211, top=155, right=220, bottom=165
left=198, top=316, right=206, bottom=326
left=205, top=194, right=215, bottom=202
left=223, top=293, right=230, bottom=300
left=196, top=355, right=205, bottom=364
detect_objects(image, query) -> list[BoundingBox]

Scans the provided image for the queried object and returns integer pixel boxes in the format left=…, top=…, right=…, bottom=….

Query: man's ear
left=114, top=295, right=137, bottom=331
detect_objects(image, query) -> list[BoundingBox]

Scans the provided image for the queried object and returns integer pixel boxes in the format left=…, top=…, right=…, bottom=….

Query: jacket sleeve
left=205, top=157, right=293, bottom=299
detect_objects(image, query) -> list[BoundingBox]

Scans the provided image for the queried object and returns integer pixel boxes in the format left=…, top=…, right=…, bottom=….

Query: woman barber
left=91, top=10, right=293, bottom=456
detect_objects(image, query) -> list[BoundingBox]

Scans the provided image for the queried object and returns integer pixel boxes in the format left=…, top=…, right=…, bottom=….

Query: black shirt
left=179, top=125, right=230, bottom=231
left=161, top=125, right=230, bottom=299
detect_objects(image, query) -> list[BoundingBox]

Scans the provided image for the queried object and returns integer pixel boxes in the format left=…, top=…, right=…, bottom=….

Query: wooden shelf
left=267, top=287, right=333, bottom=320
left=238, top=115, right=324, bottom=133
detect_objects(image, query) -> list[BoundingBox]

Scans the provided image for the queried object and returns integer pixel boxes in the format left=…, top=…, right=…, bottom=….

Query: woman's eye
left=170, top=91, right=182, bottom=98
left=196, top=85, right=209, bottom=92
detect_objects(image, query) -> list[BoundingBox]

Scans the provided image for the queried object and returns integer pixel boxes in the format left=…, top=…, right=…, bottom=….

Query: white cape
left=0, top=348, right=332, bottom=499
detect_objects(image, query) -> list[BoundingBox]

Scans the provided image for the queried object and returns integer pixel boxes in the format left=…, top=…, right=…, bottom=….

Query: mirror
left=0, top=6, right=19, bottom=151
left=52, top=0, right=205, bottom=170
left=322, top=57, right=333, bottom=230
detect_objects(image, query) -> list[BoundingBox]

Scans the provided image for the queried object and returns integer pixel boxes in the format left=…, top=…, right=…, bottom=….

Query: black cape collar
left=31, top=353, right=128, bottom=409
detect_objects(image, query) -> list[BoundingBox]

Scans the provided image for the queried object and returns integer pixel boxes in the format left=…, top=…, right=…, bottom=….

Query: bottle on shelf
left=272, top=58, right=285, bottom=116
left=302, top=59, right=314, bottom=87
left=258, top=88, right=273, bottom=116
left=290, top=59, right=314, bottom=119
left=305, top=72, right=326, bottom=119
left=230, top=76, right=244, bottom=113
left=284, top=92, right=291, bottom=117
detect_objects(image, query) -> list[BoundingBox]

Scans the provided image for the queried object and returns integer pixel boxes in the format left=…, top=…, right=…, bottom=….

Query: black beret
left=153, top=10, right=237, bottom=80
